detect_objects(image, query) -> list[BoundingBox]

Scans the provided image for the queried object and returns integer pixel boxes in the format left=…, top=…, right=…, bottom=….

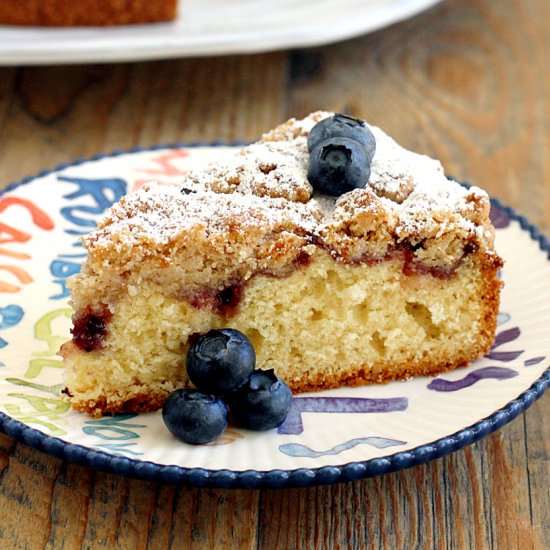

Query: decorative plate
left=0, top=144, right=548, bottom=488
left=0, top=0, right=443, bottom=66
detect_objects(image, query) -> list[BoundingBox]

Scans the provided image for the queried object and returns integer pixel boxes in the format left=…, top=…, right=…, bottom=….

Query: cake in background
left=0, top=0, right=178, bottom=26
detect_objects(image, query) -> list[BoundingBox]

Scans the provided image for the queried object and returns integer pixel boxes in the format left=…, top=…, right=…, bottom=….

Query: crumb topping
left=71, top=112, right=499, bottom=309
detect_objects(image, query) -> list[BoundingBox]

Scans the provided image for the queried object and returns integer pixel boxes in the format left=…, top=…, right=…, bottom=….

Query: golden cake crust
left=0, top=0, right=177, bottom=26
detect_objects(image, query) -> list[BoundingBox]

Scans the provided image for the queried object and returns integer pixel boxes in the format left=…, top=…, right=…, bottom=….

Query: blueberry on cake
left=60, top=112, right=503, bottom=416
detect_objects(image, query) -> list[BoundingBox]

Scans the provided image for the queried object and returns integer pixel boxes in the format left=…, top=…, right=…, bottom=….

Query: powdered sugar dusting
left=85, top=112, right=495, bottom=269
left=187, top=139, right=312, bottom=203
left=366, top=125, right=482, bottom=237
left=93, top=184, right=321, bottom=252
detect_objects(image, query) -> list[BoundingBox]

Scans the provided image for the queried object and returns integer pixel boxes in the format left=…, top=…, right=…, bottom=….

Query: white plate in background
left=0, top=0, right=443, bottom=65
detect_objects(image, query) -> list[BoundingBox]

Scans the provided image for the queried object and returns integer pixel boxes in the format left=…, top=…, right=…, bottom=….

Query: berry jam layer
left=70, top=308, right=112, bottom=352
left=68, top=238, right=489, bottom=354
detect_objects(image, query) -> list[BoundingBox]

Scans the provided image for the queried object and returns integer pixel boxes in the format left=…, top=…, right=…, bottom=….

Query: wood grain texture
left=0, top=0, right=548, bottom=548
left=0, top=53, right=287, bottom=187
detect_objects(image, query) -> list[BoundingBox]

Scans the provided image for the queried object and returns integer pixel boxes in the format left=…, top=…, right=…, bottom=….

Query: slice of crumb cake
left=60, top=112, right=503, bottom=416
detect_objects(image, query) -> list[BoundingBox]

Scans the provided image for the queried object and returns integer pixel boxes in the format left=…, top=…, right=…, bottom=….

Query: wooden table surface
left=0, top=0, right=548, bottom=548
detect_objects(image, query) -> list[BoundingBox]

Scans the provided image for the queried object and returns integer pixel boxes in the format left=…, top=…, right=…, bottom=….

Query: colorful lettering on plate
left=279, top=436, right=406, bottom=458
left=58, top=176, right=126, bottom=227
left=4, top=393, right=70, bottom=436
left=524, top=356, right=546, bottom=367
left=131, top=149, right=190, bottom=191
left=278, top=397, right=408, bottom=435
left=0, top=197, right=54, bottom=293
left=50, top=176, right=128, bottom=299
left=3, top=175, right=129, bottom=439
left=489, top=203, right=511, bottom=229
left=485, top=327, right=523, bottom=362
left=0, top=304, right=24, bottom=348
left=205, top=429, right=245, bottom=446
left=83, top=414, right=146, bottom=456
left=6, top=377, right=63, bottom=396
left=29, top=308, right=72, bottom=361
left=427, top=366, right=518, bottom=392
left=0, top=304, right=24, bottom=329
left=4, top=308, right=72, bottom=435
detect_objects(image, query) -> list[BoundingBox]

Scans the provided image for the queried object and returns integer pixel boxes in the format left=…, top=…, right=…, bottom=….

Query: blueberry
left=228, top=369, right=293, bottom=431
left=308, top=114, right=376, bottom=160
left=186, top=329, right=255, bottom=394
left=308, top=137, right=371, bottom=196
left=162, top=389, right=228, bottom=444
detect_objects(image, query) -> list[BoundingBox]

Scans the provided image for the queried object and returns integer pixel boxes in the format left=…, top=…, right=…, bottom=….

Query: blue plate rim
left=0, top=142, right=549, bottom=489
